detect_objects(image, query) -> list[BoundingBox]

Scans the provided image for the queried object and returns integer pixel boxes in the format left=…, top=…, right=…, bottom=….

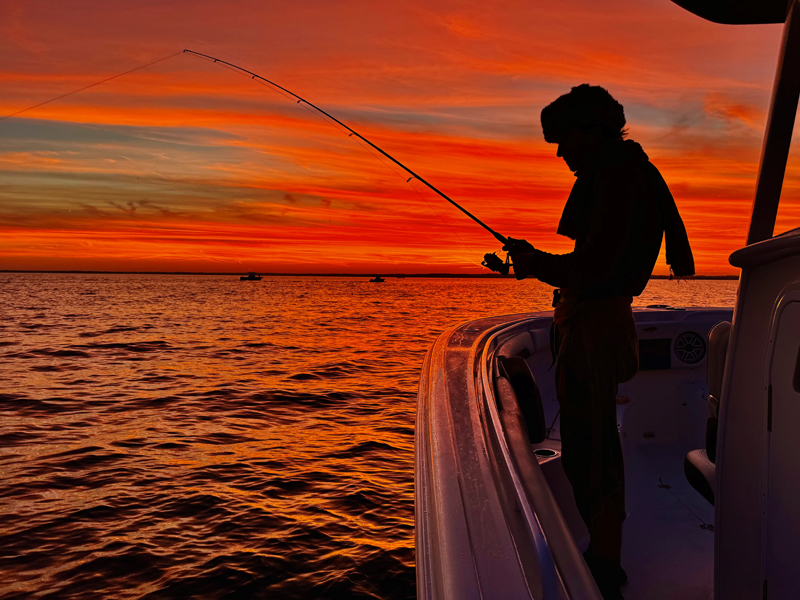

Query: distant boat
left=369, top=275, right=385, bottom=283
left=240, top=272, right=262, bottom=281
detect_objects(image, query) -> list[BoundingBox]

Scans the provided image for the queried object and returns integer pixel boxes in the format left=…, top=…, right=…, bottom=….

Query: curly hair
left=540, top=84, right=627, bottom=143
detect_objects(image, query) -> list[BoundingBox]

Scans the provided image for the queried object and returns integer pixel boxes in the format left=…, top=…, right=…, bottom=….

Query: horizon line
left=0, top=270, right=739, bottom=280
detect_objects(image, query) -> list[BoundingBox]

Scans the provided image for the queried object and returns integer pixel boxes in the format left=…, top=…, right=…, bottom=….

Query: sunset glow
left=3, top=0, right=800, bottom=274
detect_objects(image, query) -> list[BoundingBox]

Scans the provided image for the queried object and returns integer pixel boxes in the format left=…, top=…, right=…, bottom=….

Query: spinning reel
left=482, top=238, right=534, bottom=276
left=482, top=251, right=511, bottom=276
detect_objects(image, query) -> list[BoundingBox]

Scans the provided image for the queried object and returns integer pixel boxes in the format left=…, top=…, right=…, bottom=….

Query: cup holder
left=533, top=448, right=558, bottom=458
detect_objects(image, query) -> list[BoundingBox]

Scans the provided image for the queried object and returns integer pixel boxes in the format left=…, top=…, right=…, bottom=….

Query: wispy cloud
left=0, top=0, right=791, bottom=273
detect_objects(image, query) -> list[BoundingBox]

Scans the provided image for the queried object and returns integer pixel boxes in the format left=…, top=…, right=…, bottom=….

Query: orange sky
left=1, top=0, right=799, bottom=274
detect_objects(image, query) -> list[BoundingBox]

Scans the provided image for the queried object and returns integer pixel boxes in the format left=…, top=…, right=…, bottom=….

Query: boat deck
left=621, top=440, right=714, bottom=599
left=537, top=436, right=715, bottom=600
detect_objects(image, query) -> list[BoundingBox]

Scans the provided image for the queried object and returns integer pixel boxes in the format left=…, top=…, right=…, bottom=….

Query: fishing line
left=183, top=49, right=508, bottom=247
left=0, top=52, right=183, bottom=122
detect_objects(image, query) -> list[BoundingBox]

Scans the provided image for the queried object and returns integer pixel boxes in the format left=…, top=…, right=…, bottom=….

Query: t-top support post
left=747, top=0, right=800, bottom=245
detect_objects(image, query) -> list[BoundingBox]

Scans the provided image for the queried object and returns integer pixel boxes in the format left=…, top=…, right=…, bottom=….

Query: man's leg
left=587, top=375, right=626, bottom=563
left=556, top=320, right=627, bottom=598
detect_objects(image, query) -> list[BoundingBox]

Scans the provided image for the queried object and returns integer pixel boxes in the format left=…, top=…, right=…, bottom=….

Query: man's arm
left=513, top=165, right=637, bottom=287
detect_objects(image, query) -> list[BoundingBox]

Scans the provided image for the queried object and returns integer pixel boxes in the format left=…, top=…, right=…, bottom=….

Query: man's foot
left=583, top=551, right=627, bottom=599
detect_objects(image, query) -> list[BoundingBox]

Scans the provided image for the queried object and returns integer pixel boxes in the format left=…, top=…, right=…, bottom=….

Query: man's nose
left=556, top=144, right=563, bottom=157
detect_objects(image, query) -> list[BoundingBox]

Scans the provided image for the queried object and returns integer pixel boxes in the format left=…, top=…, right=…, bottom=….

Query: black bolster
left=706, top=417, right=718, bottom=464
left=684, top=456, right=715, bottom=506
left=499, top=356, right=546, bottom=443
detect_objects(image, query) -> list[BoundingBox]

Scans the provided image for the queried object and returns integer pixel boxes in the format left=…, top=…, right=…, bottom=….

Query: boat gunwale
left=416, top=311, right=602, bottom=599
left=479, top=317, right=603, bottom=600
left=416, top=315, right=541, bottom=599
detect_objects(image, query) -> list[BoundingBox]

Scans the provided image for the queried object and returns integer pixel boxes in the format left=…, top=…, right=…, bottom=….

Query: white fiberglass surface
left=615, top=365, right=715, bottom=599
left=621, top=441, right=714, bottom=599
left=765, top=301, right=800, bottom=596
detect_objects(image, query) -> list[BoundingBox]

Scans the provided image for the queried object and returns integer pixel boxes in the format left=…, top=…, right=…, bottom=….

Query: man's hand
left=502, top=237, right=535, bottom=254
left=502, top=237, right=536, bottom=280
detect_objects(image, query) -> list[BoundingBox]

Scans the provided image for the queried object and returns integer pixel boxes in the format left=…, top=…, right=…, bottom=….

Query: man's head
left=541, top=84, right=627, bottom=172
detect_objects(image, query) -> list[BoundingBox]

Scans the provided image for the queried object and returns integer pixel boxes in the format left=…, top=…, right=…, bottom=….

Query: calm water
left=0, top=274, right=737, bottom=599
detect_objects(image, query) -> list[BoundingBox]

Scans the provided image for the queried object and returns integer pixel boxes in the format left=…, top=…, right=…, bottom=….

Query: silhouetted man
left=500, top=84, right=694, bottom=599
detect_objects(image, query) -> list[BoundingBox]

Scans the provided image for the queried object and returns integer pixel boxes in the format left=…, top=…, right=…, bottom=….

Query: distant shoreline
left=0, top=270, right=739, bottom=280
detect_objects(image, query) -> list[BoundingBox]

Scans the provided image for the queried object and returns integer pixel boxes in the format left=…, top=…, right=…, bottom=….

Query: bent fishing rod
left=183, top=49, right=508, bottom=247
left=0, top=49, right=516, bottom=273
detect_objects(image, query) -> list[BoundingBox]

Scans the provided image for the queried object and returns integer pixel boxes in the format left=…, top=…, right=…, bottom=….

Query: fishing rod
left=182, top=49, right=509, bottom=249
left=1, top=49, right=517, bottom=274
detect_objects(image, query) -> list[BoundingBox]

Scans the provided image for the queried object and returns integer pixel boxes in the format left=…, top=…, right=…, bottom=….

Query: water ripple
left=0, top=273, right=736, bottom=599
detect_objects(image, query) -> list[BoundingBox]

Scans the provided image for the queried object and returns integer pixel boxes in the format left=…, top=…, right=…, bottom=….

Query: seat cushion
left=707, top=321, right=731, bottom=418
left=685, top=448, right=715, bottom=505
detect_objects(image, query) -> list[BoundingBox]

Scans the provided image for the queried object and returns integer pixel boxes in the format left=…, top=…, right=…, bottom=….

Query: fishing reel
left=482, top=252, right=510, bottom=276
left=482, top=238, right=534, bottom=276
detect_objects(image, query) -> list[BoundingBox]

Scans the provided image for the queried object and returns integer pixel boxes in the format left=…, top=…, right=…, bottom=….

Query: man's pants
left=555, top=298, right=638, bottom=562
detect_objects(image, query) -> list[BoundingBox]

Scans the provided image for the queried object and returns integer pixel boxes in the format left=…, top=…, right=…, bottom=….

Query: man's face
left=556, top=127, right=605, bottom=173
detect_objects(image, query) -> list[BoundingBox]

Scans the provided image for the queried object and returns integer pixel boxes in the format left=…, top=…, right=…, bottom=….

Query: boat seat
left=706, top=321, right=731, bottom=425
left=684, top=320, right=731, bottom=505
left=496, top=331, right=536, bottom=361
left=497, top=356, right=546, bottom=443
